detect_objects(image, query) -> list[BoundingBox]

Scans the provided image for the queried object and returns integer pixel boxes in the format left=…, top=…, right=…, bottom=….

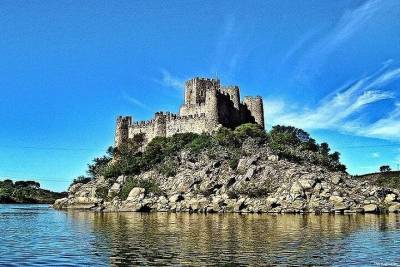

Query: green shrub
left=234, top=123, right=268, bottom=143
left=213, top=127, right=240, bottom=147
left=229, top=158, right=239, bottom=170
left=236, top=180, right=273, bottom=198
left=159, top=160, right=177, bottom=177
left=95, top=186, right=109, bottom=199
left=185, top=133, right=212, bottom=154
left=70, top=176, right=92, bottom=187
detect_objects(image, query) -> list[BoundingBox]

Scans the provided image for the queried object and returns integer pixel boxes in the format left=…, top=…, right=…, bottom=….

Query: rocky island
left=54, top=77, right=400, bottom=214
left=0, top=179, right=67, bottom=204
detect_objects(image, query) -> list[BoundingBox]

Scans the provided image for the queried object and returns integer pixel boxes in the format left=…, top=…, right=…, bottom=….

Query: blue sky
left=0, top=0, right=399, bottom=192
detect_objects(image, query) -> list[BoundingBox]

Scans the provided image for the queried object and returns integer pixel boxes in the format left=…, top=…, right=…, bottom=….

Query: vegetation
left=74, top=123, right=347, bottom=189
left=380, top=165, right=392, bottom=172
left=70, top=176, right=93, bottom=187
left=0, top=179, right=67, bottom=204
left=355, top=171, right=400, bottom=190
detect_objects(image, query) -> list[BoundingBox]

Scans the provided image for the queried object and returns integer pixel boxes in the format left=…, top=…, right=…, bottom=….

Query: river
left=0, top=204, right=399, bottom=266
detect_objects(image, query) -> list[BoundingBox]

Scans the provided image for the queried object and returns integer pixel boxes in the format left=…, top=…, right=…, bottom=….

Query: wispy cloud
left=371, top=152, right=380, bottom=158
left=157, top=69, right=184, bottom=91
left=294, top=0, right=383, bottom=81
left=265, top=64, right=400, bottom=141
left=122, top=92, right=151, bottom=110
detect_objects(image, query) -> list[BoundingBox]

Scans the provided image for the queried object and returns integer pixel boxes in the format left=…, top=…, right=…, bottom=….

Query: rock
left=68, top=183, right=83, bottom=194
left=298, top=179, right=313, bottom=190
left=234, top=198, right=247, bottom=212
left=363, top=204, right=378, bottom=213
left=290, top=182, right=303, bottom=199
left=329, top=195, right=344, bottom=204
left=388, top=203, right=400, bottom=213
left=169, top=193, right=184, bottom=203
left=236, top=159, right=247, bottom=173
left=53, top=198, right=69, bottom=209
left=109, top=183, right=121, bottom=195
left=126, top=187, right=145, bottom=201
left=243, top=168, right=255, bottom=181
left=331, top=175, right=341, bottom=185
left=385, top=193, right=397, bottom=203
left=158, top=196, right=168, bottom=205
left=116, top=175, right=127, bottom=184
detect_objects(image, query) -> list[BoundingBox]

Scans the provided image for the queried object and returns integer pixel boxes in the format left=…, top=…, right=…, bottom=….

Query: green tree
left=380, top=165, right=392, bottom=172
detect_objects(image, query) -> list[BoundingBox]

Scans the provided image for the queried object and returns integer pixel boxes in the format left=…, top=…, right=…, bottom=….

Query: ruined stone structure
left=115, top=77, right=264, bottom=147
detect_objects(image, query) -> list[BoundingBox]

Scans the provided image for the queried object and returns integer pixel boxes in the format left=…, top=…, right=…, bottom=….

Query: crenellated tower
left=115, top=116, right=132, bottom=148
left=243, top=96, right=265, bottom=129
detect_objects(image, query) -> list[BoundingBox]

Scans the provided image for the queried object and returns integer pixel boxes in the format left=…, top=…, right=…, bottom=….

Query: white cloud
left=371, top=152, right=380, bottom=158
left=158, top=70, right=184, bottom=91
left=266, top=65, right=400, bottom=141
left=122, top=92, right=151, bottom=110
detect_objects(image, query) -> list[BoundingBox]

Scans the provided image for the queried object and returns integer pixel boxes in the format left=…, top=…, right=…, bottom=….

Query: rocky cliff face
left=54, top=140, right=400, bottom=214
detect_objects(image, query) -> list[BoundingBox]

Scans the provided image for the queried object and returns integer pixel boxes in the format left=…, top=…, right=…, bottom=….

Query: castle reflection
left=65, top=212, right=400, bottom=266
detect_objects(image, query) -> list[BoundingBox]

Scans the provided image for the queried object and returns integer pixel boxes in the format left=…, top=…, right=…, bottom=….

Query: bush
left=234, top=123, right=268, bottom=143
left=236, top=180, right=273, bottom=198
left=185, top=133, right=212, bottom=154
left=159, top=160, right=177, bottom=177
left=71, top=176, right=92, bottom=186
left=213, top=127, right=240, bottom=147
left=95, top=186, right=109, bottom=199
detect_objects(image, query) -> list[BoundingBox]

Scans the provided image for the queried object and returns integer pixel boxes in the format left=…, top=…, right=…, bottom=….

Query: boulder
left=331, top=175, right=341, bottom=185
left=126, top=187, right=145, bottom=201
left=68, top=183, right=83, bottom=194
left=388, top=203, right=400, bottom=213
left=363, top=204, right=378, bottom=213
left=385, top=193, right=397, bottom=203
left=290, top=182, right=303, bottom=199
left=298, top=179, right=313, bottom=190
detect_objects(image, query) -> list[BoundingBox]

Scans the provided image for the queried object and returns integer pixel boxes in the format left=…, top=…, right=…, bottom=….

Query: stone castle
left=115, top=77, right=264, bottom=147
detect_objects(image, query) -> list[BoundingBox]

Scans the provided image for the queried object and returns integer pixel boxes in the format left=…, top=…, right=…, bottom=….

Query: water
left=1, top=205, right=400, bottom=266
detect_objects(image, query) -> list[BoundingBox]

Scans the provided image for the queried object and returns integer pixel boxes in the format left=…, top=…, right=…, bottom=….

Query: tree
left=329, top=151, right=341, bottom=162
left=319, top=142, right=331, bottom=156
left=379, top=165, right=392, bottom=172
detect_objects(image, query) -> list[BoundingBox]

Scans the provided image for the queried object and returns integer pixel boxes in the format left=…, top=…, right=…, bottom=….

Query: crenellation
left=115, top=77, right=264, bottom=147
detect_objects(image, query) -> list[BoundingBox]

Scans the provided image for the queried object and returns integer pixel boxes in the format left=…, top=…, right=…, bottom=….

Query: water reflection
left=65, top=211, right=400, bottom=266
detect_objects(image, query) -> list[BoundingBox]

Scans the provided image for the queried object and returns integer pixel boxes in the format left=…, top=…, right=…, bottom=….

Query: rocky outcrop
left=54, top=143, right=400, bottom=214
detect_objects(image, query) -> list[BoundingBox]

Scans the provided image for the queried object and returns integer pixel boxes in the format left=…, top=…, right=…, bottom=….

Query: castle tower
left=184, top=77, right=220, bottom=105
left=154, top=112, right=167, bottom=137
left=205, top=86, right=219, bottom=130
left=115, top=116, right=132, bottom=148
left=243, top=96, right=265, bottom=129
left=223, top=86, right=240, bottom=109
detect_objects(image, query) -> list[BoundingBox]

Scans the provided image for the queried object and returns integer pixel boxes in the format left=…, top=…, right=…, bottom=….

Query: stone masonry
left=115, top=77, right=264, bottom=147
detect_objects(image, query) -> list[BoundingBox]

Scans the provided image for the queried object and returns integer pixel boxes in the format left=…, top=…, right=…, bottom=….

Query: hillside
left=354, top=171, right=400, bottom=190
left=0, top=180, right=67, bottom=204
left=54, top=124, right=400, bottom=214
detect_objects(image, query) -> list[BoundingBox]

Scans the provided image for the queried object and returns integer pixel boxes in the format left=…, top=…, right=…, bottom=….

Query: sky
left=0, top=0, right=400, bottom=192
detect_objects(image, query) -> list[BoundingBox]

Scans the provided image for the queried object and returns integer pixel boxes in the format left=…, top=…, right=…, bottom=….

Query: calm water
left=1, top=205, right=400, bottom=266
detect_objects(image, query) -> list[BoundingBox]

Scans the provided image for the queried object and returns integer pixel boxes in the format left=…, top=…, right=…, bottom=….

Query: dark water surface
left=1, top=204, right=400, bottom=266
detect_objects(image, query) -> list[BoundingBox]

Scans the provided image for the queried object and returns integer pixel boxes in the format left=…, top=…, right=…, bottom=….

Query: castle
left=115, top=77, right=264, bottom=147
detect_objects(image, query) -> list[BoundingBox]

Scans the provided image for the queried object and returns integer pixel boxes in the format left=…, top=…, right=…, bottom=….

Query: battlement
left=115, top=77, right=264, bottom=147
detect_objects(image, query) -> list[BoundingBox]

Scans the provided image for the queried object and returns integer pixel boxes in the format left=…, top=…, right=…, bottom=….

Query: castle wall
left=165, top=114, right=208, bottom=137
left=117, top=77, right=265, bottom=147
left=179, top=103, right=206, bottom=117
left=129, top=120, right=156, bottom=144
